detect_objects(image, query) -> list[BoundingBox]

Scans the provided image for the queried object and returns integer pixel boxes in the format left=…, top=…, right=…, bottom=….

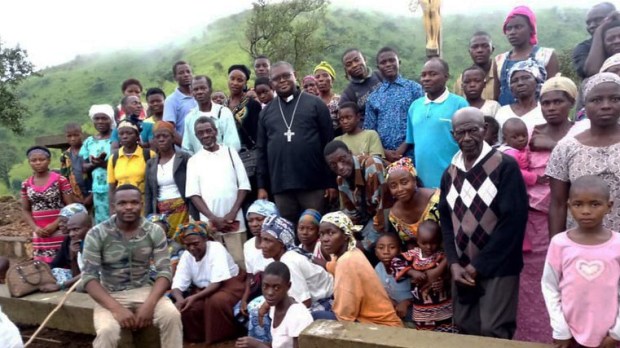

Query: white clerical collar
left=451, top=142, right=493, bottom=172
left=284, top=94, right=294, bottom=103
left=424, top=88, right=450, bottom=105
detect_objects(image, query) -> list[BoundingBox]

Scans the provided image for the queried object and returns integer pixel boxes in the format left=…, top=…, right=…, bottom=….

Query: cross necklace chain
left=278, top=91, right=303, bottom=142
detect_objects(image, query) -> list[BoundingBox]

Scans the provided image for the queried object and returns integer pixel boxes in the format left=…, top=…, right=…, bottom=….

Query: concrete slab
left=300, top=320, right=551, bottom=348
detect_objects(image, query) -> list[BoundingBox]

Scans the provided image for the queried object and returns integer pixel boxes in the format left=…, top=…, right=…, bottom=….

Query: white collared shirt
left=423, top=88, right=450, bottom=105
left=451, top=142, right=493, bottom=172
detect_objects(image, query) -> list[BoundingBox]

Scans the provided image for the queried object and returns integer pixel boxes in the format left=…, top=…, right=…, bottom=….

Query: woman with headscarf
left=107, top=120, right=156, bottom=213
left=302, top=75, right=320, bottom=96
left=248, top=215, right=334, bottom=343
left=312, top=211, right=403, bottom=327
left=81, top=104, right=115, bottom=223
left=514, top=75, right=584, bottom=343
left=227, top=64, right=263, bottom=151
left=170, top=221, right=246, bottom=345
left=145, top=121, right=192, bottom=238
left=386, top=157, right=440, bottom=246
left=314, top=61, right=342, bottom=135
left=547, top=72, right=620, bottom=234
left=576, top=53, right=620, bottom=121
left=494, top=6, right=558, bottom=106
left=494, top=59, right=547, bottom=136
left=240, top=200, right=279, bottom=342
left=21, top=146, right=74, bottom=264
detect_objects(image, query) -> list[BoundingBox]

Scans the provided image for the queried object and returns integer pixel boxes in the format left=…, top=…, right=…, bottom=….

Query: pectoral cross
left=284, top=128, right=295, bottom=142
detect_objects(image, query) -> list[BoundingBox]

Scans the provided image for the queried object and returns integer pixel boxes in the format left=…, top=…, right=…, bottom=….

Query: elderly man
left=323, top=140, right=389, bottom=252
left=438, top=107, right=528, bottom=338
left=82, top=184, right=182, bottom=348
left=256, top=61, right=337, bottom=223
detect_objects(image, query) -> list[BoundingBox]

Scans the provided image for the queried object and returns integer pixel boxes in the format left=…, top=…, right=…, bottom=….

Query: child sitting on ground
left=236, top=261, right=313, bottom=348
left=374, top=233, right=413, bottom=324
left=254, top=77, right=274, bottom=107
left=334, top=102, right=384, bottom=158
left=60, top=123, right=91, bottom=205
left=392, top=220, right=454, bottom=332
left=542, top=175, right=620, bottom=348
left=499, top=118, right=545, bottom=187
left=297, top=209, right=330, bottom=267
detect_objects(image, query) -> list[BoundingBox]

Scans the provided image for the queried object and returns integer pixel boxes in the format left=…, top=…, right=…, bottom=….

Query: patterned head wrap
left=320, top=211, right=361, bottom=251
left=302, top=75, right=317, bottom=84
left=508, top=59, right=547, bottom=99
left=26, top=146, right=51, bottom=159
left=59, top=203, right=87, bottom=219
left=173, top=221, right=214, bottom=244
left=261, top=215, right=296, bottom=250
left=246, top=200, right=280, bottom=219
left=299, top=209, right=322, bottom=226
left=153, top=121, right=175, bottom=134
left=503, top=6, right=537, bottom=45
left=88, top=104, right=116, bottom=128
left=540, top=74, right=578, bottom=101
left=314, top=61, right=336, bottom=80
left=146, top=214, right=170, bottom=233
left=386, top=157, right=417, bottom=181
left=117, top=120, right=139, bottom=133
left=584, top=72, right=620, bottom=100
left=600, top=53, right=620, bottom=73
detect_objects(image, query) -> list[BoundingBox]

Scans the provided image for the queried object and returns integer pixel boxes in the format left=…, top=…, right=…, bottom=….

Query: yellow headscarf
left=540, top=74, right=578, bottom=101
left=313, top=61, right=336, bottom=80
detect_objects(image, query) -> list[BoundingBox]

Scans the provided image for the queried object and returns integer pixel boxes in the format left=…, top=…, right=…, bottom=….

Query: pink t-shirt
left=542, top=231, right=620, bottom=347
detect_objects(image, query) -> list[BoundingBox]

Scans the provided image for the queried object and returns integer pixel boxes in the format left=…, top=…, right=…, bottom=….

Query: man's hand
left=324, top=189, right=338, bottom=202
left=464, top=264, right=478, bottom=280
left=111, top=306, right=137, bottom=330
left=384, top=150, right=402, bottom=163
left=235, top=336, right=262, bottom=348
left=134, top=302, right=156, bottom=329
left=451, top=264, right=475, bottom=286
left=210, top=216, right=228, bottom=231
left=178, top=295, right=196, bottom=313
left=599, top=336, right=619, bottom=348
left=257, top=189, right=269, bottom=200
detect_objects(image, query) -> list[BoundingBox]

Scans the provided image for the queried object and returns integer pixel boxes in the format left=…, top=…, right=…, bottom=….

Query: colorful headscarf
left=540, top=74, right=578, bottom=101
left=302, top=75, right=317, bottom=84
left=153, top=121, right=175, bottom=134
left=26, top=146, right=51, bottom=159
left=146, top=214, right=170, bottom=233
left=298, top=209, right=322, bottom=226
left=246, top=200, right=280, bottom=219
left=600, top=53, right=620, bottom=73
left=508, top=58, right=547, bottom=99
left=261, top=215, right=296, bottom=250
left=88, top=104, right=116, bottom=128
left=584, top=72, right=620, bottom=99
left=59, top=203, right=87, bottom=219
left=117, top=120, right=139, bottom=133
left=173, top=221, right=214, bottom=244
left=314, top=61, right=336, bottom=80
left=321, top=211, right=361, bottom=251
left=503, top=6, right=537, bottom=45
left=386, top=157, right=417, bottom=181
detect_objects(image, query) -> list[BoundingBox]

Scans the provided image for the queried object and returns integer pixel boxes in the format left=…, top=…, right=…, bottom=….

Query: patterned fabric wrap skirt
left=157, top=198, right=189, bottom=238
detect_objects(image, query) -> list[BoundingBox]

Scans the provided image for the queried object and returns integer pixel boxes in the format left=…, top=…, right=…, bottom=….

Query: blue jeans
left=311, top=311, right=337, bottom=321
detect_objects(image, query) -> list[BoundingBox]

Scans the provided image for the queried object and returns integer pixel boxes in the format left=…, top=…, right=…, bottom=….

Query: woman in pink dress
left=514, top=75, right=584, bottom=342
left=21, top=146, right=73, bottom=264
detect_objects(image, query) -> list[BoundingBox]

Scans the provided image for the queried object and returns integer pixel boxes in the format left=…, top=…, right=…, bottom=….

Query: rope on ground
left=24, top=279, right=82, bottom=347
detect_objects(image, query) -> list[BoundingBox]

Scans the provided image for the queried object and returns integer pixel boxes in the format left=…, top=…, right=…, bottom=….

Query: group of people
left=13, top=3, right=620, bottom=348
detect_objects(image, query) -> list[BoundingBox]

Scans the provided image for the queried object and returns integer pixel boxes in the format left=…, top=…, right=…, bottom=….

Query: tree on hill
left=245, top=0, right=336, bottom=74
left=0, top=39, right=37, bottom=134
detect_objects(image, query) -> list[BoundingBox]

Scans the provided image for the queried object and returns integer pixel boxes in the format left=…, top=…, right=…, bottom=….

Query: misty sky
left=0, top=0, right=600, bottom=68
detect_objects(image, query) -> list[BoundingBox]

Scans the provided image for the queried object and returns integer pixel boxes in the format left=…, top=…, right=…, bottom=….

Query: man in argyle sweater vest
left=439, top=108, right=528, bottom=338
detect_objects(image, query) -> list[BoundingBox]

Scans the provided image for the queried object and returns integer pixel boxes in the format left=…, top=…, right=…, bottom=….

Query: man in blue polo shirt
left=406, top=58, right=468, bottom=188
left=163, top=60, right=198, bottom=135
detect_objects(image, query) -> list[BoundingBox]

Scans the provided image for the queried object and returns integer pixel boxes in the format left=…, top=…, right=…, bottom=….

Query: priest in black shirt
left=256, top=61, right=337, bottom=223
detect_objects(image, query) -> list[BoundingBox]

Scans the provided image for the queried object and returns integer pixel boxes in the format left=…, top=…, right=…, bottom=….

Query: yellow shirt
left=107, top=146, right=155, bottom=194
left=453, top=62, right=496, bottom=101
left=335, top=130, right=385, bottom=158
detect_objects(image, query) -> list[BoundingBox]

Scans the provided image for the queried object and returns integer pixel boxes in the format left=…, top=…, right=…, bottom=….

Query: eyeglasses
left=271, top=72, right=293, bottom=82
left=452, top=127, right=482, bottom=139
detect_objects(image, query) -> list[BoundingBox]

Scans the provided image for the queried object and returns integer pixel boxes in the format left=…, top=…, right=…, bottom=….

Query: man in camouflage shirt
left=82, top=184, right=182, bottom=348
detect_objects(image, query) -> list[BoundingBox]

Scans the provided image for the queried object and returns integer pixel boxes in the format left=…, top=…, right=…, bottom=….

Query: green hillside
left=3, top=6, right=587, bottom=194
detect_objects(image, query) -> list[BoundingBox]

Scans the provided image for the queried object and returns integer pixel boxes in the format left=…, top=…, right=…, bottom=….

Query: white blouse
left=157, top=155, right=181, bottom=200
left=171, top=241, right=239, bottom=291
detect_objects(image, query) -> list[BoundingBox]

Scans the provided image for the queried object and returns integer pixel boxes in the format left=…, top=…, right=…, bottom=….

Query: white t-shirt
left=157, top=155, right=182, bottom=200
left=0, top=306, right=23, bottom=348
left=495, top=104, right=546, bottom=140
left=480, top=99, right=501, bottom=117
left=270, top=303, right=313, bottom=348
left=280, top=251, right=334, bottom=303
left=186, top=146, right=251, bottom=232
left=171, top=241, right=239, bottom=291
left=244, top=237, right=273, bottom=274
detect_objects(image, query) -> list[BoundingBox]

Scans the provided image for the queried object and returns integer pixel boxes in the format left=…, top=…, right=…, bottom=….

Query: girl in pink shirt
left=542, top=175, right=620, bottom=348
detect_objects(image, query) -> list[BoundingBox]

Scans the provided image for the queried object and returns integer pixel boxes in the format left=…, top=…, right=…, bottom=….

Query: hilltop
left=2, top=6, right=587, bottom=194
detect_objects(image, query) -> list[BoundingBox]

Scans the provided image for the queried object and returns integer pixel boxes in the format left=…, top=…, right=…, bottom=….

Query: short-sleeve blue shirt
left=163, top=88, right=198, bottom=135
left=406, top=90, right=468, bottom=188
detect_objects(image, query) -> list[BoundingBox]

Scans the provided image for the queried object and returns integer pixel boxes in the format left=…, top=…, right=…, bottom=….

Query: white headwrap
left=88, top=104, right=116, bottom=127
left=600, top=53, right=620, bottom=73
left=584, top=72, right=620, bottom=99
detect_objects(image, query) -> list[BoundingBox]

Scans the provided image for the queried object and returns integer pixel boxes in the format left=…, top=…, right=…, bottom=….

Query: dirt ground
left=0, top=195, right=30, bottom=238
